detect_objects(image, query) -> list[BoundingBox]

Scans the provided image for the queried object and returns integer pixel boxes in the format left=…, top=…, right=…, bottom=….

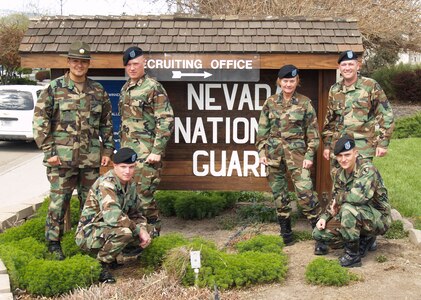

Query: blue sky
left=0, top=0, right=172, bottom=16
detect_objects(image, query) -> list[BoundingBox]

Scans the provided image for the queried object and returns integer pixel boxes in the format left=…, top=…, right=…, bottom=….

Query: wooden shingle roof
left=20, top=15, right=363, bottom=55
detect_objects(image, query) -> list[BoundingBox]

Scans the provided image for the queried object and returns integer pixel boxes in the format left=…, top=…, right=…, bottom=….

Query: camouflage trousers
left=312, top=203, right=388, bottom=244
left=75, top=225, right=137, bottom=264
left=45, top=167, right=99, bottom=241
left=267, top=156, right=320, bottom=221
left=134, top=160, right=163, bottom=232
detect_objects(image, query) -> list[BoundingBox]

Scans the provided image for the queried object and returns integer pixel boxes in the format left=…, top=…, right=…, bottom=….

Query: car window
left=0, top=90, right=34, bottom=110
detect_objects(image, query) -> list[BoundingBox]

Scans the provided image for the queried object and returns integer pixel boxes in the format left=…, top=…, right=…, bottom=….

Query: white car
left=0, top=85, right=45, bottom=141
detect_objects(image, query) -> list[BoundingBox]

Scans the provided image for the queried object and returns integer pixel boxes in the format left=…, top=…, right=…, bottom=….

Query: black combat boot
left=359, top=235, right=377, bottom=258
left=278, top=216, right=294, bottom=246
left=99, top=262, right=116, bottom=284
left=310, top=218, right=328, bottom=255
left=339, top=241, right=362, bottom=268
left=48, top=241, right=65, bottom=260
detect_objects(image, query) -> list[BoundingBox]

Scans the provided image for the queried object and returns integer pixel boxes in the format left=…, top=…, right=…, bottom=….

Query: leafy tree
left=0, top=14, right=30, bottom=84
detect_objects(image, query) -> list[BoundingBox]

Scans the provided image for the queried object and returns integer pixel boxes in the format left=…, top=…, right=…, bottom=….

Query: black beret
left=113, top=147, right=138, bottom=164
left=334, top=134, right=356, bottom=155
left=278, top=64, right=299, bottom=79
left=337, top=50, right=358, bottom=63
left=123, top=46, right=143, bottom=66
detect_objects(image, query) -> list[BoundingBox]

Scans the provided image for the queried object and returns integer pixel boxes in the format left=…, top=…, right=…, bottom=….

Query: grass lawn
left=374, top=137, right=421, bottom=229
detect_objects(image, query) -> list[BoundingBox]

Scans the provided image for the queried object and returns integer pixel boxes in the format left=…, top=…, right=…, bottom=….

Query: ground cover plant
left=305, top=257, right=360, bottom=286
left=144, top=233, right=289, bottom=290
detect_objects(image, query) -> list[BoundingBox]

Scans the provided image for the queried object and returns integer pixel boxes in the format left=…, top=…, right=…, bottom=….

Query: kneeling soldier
left=313, top=134, right=391, bottom=267
left=75, top=147, right=151, bottom=283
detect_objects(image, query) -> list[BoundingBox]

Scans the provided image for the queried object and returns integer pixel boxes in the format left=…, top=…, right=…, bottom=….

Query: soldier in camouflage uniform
left=322, top=50, right=394, bottom=252
left=313, top=135, right=391, bottom=267
left=256, top=65, right=321, bottom=249
left=33, top=41, right=114, bottom=260
left=322, top=50, right=395, bottom=165
left=119, top=46, right=174, bottom=235
left=76, top=148, right=151, bottom=283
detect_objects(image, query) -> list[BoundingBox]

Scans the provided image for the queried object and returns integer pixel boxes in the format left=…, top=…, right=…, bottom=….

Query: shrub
left=35, top=69, right=51, bottom=82
left=182, top=235, right=287, bottom=289
left=216, top=191, right=239, bottom=208
left=156, top=191, right=239, bottom=219
left=61, top=229, right=83, bottom=257
left=235, top=234, right=284, bottom=253
left=174, top=193, right=226, bottom=220
left=0, top=197, right=81, bottom=245
left=305, top=257, right=359, bottom=286
left=0, top=238, right=46, bottom=287
left=392, top=112, right=421, bottom=139
left=23, top=255, right=100, bottom=297
left=237, top=191, right=266, bottom=203
left=140, top=233, right=188, bottom=269
left=237, top=203, right=277, bottom=223
left=371, top=63, right=415, bottom=101
left=155, top=191, right=178, bottom=216
left=391, top=69, right=421, bottom=103
left=0, top=216, right=45, bottom=244
left=384, top=220, right=408, bottom=239
left=0, top=197, right=99, bottom=297
left=146, top=234, right=288, bottom=290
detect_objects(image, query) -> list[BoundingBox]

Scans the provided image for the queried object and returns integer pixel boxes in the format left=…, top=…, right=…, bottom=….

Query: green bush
left=237, top=203, right=277, bottom=223
left=0, top=197, right=99, bottom=297
left=392, top=112, right=421, bottom=139
left=384, top=220, right=408, bottom=239
left=23, top=255, right=100, bottom=297
left=174, top=193, right=226, bottom=220
left=305, top=257, right=359, bottom=286
left=216, top=191, right=239, bottom=208
left=182, top=235, right=287, bottom=289
left=155, top=191, right=178, bottom=216
left=61, top=229, right=83, bottom=257
left=391, top=69, right=421, bottom=103
left=235, top=234, right=284, bottom=253
left=144, top=234, right=288, bottom=290
left=0, top=238, right=46, bottom=287
left=371, top=63, right=416, bottom=101
left=156, top=191, right=239, bottom=219
left=0, top=216, right=45, bottom=244
left=0, top=197, right=81, bottom=245
left=237, top=191, right=266, bottom=202
left=140, top=233, right=188, bottom=269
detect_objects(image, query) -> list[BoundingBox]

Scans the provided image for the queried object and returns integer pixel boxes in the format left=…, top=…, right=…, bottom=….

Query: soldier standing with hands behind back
left=119, top=46, right=174, bottom=236
left=33, top=40, right=114, bottom=260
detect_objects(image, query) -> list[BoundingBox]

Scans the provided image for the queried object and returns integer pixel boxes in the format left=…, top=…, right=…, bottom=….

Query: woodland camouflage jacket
left=33, top=72, right=114, bottom=168
left=256, top=91, right=320, bottom=162
left=322, top=76, right=394, bottom=158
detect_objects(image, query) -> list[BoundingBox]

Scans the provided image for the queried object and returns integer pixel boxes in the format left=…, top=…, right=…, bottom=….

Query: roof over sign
left=19, top=15, right=364, bottom=55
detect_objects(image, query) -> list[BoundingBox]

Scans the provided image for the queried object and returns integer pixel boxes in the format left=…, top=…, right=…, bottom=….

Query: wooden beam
left=21, top=53, right=340, bottom=69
